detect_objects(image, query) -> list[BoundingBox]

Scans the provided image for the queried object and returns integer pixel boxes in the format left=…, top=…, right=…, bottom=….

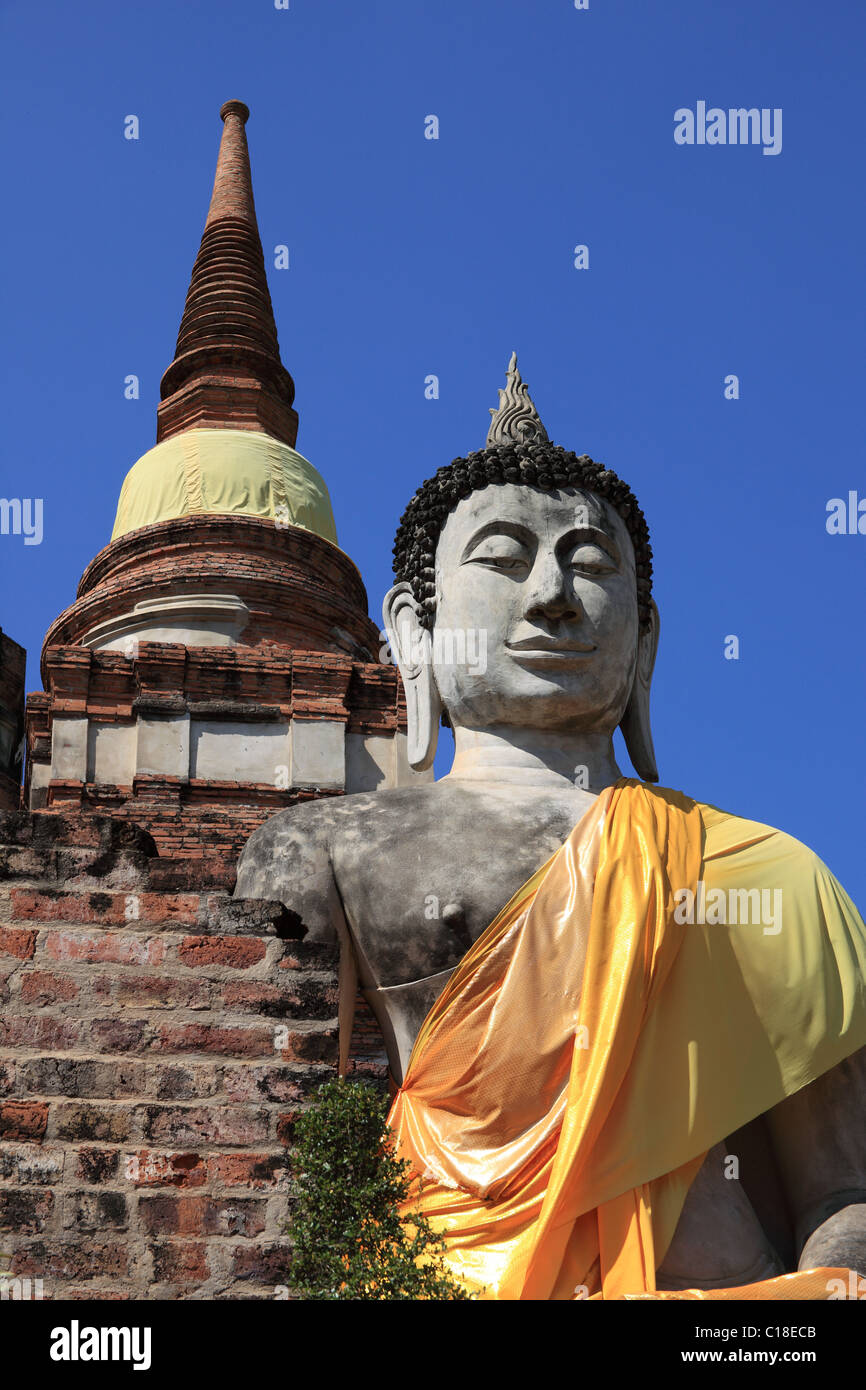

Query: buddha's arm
left=764, top=1044, right=866, bottom=1277
left=235, top=805, right=341, bottom=944
left=235, top=805, right=361, bottom=1072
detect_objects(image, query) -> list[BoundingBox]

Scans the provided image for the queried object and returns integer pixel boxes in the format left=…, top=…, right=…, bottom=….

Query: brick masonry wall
left=64, top=784, right=340, bottom=864
left=26, top=638, right=406, bottom=855
left=0, top=809, right=341, bottom=1299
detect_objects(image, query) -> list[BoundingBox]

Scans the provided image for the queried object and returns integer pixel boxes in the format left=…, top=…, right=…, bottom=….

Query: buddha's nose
left=524, top=558, right=581, bottom=622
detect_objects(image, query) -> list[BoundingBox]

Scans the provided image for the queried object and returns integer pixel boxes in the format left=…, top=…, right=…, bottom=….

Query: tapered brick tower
left=156, top=100, right=300, bottom=449
left=25, top=101, right=424, bottom=860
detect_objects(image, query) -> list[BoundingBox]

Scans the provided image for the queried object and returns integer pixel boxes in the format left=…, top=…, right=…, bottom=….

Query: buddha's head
left=384, top=355, right=659, bottom=780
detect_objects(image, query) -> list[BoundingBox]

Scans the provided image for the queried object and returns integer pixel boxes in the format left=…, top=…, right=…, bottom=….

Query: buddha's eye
left=565, top=543, right=616, bottom=574
left=465, top=535, right=531, bottom=572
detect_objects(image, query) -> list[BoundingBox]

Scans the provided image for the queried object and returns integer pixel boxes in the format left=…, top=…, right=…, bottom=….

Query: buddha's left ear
left=382, top=582, right=442, bottom=771
left=619, top=600, right=660, bottom=783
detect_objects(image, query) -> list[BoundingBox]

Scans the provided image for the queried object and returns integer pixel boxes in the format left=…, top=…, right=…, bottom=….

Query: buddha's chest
left=334, top=788, right=596, bottom=990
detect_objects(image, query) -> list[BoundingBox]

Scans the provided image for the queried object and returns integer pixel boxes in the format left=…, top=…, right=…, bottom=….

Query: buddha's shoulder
left=236, top=782, right=481, bottom=872
left=689, top=795, right=833, bottom=882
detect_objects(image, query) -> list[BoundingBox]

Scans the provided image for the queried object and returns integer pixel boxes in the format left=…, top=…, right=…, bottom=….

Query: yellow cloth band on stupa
left=111, top=428, right=338, bottom=544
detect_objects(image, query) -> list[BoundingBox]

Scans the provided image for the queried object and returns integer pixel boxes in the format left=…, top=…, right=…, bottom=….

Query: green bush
left=286, top=1078, right=471, bottom=1300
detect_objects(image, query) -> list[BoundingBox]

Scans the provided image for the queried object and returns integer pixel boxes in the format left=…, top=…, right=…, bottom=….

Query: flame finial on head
left=486, top=352, right=550, bottom=449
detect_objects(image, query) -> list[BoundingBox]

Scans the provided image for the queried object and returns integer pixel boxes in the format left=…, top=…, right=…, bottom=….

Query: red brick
left=21, top=970, right=79, bottom=1005
left=0, top=1189, right=54, bottom=1233
left=178, top=937, right=266, bottom=970
left=230, top=1241, right=292, bottom=1282
left=154, top=1024, right=275, bottom=1058
left=150, top=1240, right=208, bottom=1283
left=276, top=1025, right=338, bottom=1064
left=222, top=981, right=284, bottom=1012
left=0, top=928, right=37, bottom=960
left=0, top=1101, right=49, bottom=1142
left=89, top=1019, right=149, bottom=1053
left=202, top=1197, right=267, bottom=1237
left=124, top=1151, right=207, bottom=1188
left=140, top=1105, right=269, bottom=1148
left=221, top=1063, right=310, bottom=1104
left=0, top=1016, right=80, bottom=1051
left=43, top=932, right=165, bottom=966
left=94, top=972, right=211, bottom=1009
left=206, top=1152, right=289, bottom=1189
left=11, top=890, right=126, bottom=924
left=62, top=1190, right=127, bottom=1231
left=14, top=1240, right=129, bottom=1281
left=52, top=1103, right=130, bottom=1143
left=74, top=1148, right=120, bottom=1184
left=140, top=1194, right=207, bottom=1236
left=10, top=889, right=202, bottom=927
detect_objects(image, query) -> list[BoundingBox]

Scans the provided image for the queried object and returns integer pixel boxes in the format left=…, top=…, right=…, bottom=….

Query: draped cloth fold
left=387, top=780, right=866, bottom=1300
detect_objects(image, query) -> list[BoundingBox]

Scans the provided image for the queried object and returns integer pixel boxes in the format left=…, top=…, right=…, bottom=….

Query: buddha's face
left=431, top=484, right=640, bottom=733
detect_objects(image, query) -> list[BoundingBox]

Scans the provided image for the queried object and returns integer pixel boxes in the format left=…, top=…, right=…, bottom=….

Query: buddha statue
left=236, top=355, right=866, bottom=1300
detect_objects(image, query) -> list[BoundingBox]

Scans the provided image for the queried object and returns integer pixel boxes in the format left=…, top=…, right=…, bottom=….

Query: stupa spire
left=204, top=99, right=258, bottom=227
left=157, top=100, right=298, bottom=447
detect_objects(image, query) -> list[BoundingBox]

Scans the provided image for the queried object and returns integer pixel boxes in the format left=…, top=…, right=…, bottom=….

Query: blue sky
left=1, top=0, right=864, bottom=902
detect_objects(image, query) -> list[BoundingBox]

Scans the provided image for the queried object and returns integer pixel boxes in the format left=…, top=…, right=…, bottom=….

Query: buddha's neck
left=443, top=726, right=623, bottom=791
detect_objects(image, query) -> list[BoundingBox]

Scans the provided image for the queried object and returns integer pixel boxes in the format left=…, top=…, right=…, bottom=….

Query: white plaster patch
left=137, top=715, right=191, bottom=779
left=345, top=733, right=394, bottom=792
left=291, top=720, right=345, bottom=790
left=87, top=722, right=136, bottom=784
left=28, top=761, right=50, bottom=809
left=50, top=717, right=88, bottom=781
left=190, top=720, right=289, bottom=783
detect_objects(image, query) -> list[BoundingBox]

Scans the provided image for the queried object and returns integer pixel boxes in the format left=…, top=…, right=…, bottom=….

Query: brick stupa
left=0, top=101, right=408, bottom=1301
left=25, top=100, right=421, bottom=858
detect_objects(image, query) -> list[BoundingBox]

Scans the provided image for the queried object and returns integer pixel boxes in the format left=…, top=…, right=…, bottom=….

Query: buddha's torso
left=236, top=779, right=788, bottom=1287
left=330, top=780, right=599, bottom=1088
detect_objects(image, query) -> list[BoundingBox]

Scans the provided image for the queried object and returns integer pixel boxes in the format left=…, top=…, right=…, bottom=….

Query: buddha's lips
left=506, top=638, right=597, bottom=655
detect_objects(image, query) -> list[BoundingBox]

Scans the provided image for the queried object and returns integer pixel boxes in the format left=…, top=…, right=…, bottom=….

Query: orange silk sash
left=387, top=780, right=856, bottom=1300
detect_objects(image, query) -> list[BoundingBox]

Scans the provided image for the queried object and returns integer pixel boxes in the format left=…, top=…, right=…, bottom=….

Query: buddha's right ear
left=620, top=600, right=660, bottom=783
left=382, top=583, right=442, bottom=771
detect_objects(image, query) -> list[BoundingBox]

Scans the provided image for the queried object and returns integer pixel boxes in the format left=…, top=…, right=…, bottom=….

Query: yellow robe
left=387, top=780, right=866, bottom=1299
